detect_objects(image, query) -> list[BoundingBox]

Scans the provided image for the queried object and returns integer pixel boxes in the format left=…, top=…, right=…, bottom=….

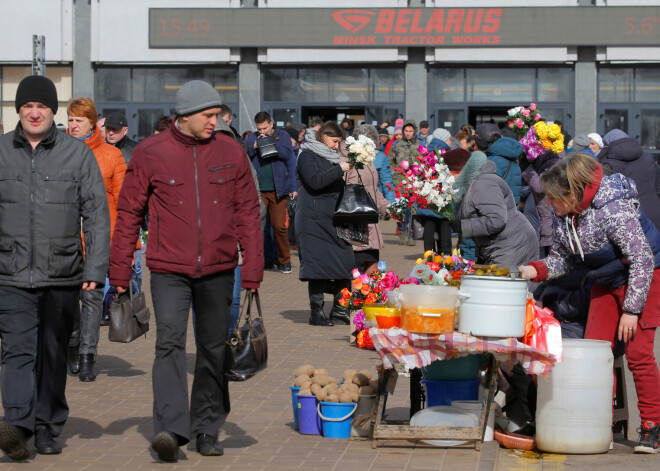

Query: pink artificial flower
left=515, top=118, right=524, bottom=129
left=417, top=145, right=429, bottom=155
left=530, top=103, right=537, bottom=111
left=534, top=114, right=541, bottom=121
left=405, top=170, right=414, bottom=179
left=440, top=148, right=447, bottom=154
left=522, top=109, right=530, bottom=118
left=352, top=268, right=361, bottom=279
left=411, top=164, right=421, bottom=175
left=401, top=160, right=410, bottom=171
left=379, top=271, right=399, bottom=291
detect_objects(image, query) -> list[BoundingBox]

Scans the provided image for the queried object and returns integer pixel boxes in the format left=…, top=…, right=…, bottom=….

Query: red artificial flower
left=356, top=329, right=374, bottom=349
left=450, top=270, right=465, bottom=280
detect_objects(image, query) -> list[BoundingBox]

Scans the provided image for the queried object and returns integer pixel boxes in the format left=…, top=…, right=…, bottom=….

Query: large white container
left=451, top=399, right=496, bottom=441
left=457, top=275, right=527, bottom=337
left=536, top=339, right=613, bottom=454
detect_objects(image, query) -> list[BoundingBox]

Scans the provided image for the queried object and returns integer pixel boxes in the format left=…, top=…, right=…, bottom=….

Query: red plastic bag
left=522, top=295, right=535, bottom=346
left=529, top=305, right=563, bottom=362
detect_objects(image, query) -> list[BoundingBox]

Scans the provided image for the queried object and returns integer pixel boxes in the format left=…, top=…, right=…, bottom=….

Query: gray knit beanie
left=572, top=134, right=591, bottom=152
left=175, top=80, right=222, bottom=116
left=432, top=128, right=451, bottom=142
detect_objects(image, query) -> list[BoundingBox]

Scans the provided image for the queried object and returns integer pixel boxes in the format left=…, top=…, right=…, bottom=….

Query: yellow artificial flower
left=542, top=138, right=552, bottom=149
left=423, top=250, right=434, bottom=259
left=551, top=140, right=565, bottom=154
left=534, top=121, right=549, bottom=140
left=416, top=258, right=423, bottom=265
left=547, top=124, right=562, bottom=140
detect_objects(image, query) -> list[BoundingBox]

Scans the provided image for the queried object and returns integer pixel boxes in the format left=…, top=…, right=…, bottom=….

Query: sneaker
left=406, top=238, right=416, bottom=246
left=634, top=420, right=660, bottom=454
left=277, top=263, right=292, bottom=274
left=398, top=233, right=407, bottom=245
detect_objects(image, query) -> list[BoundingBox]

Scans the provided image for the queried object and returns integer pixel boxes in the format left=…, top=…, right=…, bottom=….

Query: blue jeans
left=397, top=207, right=412, bottom=238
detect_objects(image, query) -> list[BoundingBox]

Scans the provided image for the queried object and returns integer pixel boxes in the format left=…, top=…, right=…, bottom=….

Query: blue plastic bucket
left=297, top=394, right=321, bottom=435
left=290, top=386, right=300, bottom=430
left=318, top=402, right=358, bottom=439
left=421, top=379, right=480, bottom=407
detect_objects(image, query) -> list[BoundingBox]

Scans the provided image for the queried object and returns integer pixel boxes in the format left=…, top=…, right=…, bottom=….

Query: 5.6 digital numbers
left=625, top=16, right=660, bottom=34
left=160, top=18, right=210, bottom=36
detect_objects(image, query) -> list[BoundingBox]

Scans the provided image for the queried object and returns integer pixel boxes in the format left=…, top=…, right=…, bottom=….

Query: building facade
left=0, top=0, right=658, bottom=152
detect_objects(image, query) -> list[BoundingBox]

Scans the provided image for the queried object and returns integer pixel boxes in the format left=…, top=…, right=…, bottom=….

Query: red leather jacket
left=109, top=122, right=264, bottom=288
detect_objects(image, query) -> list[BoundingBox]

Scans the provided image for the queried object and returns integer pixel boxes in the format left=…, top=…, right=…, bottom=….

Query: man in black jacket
left=104, top=110, right=138, bottom=165
left=0, top=76, right=110, bottom=461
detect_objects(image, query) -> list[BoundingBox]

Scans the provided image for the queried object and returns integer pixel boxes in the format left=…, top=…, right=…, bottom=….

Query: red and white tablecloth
left=369, top=327, right=558, bottom=375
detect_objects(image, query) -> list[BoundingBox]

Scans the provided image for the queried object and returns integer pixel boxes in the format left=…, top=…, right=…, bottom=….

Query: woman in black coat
left=295, top=122, right=355, bottom=326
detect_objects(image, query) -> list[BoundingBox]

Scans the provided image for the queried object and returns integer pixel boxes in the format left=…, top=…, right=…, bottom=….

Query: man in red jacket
left=109, top=80, right=263, bottom=462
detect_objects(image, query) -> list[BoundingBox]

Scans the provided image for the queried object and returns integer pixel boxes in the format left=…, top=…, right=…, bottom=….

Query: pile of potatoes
left=293, top=365, right=379, bottom=403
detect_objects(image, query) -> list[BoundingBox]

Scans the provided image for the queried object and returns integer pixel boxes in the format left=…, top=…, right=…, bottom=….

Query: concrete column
left=239, top=48, right=260, bottom=132
left=574, top=46, right=597, bottom=136
left=405, top=48, right=427, bottom=122
left=72, top=0, right=94, bottom=98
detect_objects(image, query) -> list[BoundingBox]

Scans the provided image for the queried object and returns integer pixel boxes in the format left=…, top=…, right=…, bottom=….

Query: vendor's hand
left=618, top=313, right=638, bottom=342
left=82, top=281, right=97, bottom=291
left=448, top=218, right=462, bottom=234
left=115, top=285, right=127, bottom=294
left=518, top=265, right=537, bottom=280
left=340, top=162, right=354, bottom=173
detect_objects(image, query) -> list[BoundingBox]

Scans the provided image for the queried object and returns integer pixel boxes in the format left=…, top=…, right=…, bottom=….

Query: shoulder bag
left=333, top=171, right=379, bottom=225
left=108, top=279, right=150, bottom=343
left=226, top=290, right=268, bottom=381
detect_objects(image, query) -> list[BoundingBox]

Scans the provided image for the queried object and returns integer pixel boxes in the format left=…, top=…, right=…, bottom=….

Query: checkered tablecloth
left=369, top=327, right=558, bottom=375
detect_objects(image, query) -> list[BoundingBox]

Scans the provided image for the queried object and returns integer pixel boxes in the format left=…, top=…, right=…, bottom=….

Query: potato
left=323, top=383, right=339, bottom=395
left=299, top=389, right=312, bottom=396
left=313, top=368, right=329, bottom=377
left=345, top=383, right=359, bottom=393
left=329, top=377, right=338, bottom=384
left=351, top=392, right=360, bottom=403
left=352, top=373, right=370, bottom=387
left=343, top=369, right=358, bottom=382
left=339, top=392, right=355, bottom=403
left=310, top=383, right=322, bottom=395
left=359, top=370, right=372, bottom=380
left=327, top=394, right=339, bottom=403
left=311, top=376, right=332, bottom=387
left=315, top=389, right=328, bottom=402
left=301, top=380, right=312, bottom=390
left=295, top=365, right=315, bottom=377
left=294, top=374, right=310, bottom=387
left=369, top=380, right=378, bottom=391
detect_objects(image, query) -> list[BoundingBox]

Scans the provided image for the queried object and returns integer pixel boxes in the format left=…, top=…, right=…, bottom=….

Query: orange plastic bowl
left=376, top=315, right=401, bottom=329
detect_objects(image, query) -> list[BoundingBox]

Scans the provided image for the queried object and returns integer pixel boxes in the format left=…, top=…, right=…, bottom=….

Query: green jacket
left=389, top=120, right=420, bottom=186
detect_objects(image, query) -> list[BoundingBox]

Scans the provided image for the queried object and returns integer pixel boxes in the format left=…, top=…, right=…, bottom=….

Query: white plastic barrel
left=536, top=339, right=613, bottom=454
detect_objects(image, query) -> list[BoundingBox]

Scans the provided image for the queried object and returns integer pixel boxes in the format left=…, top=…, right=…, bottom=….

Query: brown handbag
left=225, top=290, right=267, bottom=381
left=108, top=281, right=150, bottom=343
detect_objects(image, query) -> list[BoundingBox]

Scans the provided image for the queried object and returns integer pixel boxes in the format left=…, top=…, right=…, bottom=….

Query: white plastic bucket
left=451, top=400, right=496, bottom=441
left=536, top=339, right=613, bottom=454
left=457, top=275, right=527, bottom=337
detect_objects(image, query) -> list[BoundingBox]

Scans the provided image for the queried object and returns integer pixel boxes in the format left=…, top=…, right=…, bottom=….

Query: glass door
left=436, top=108, right=466, bottom=135
left=599, top=108, right=629, bottom=136
left=638, top=108, right=660, bottom=152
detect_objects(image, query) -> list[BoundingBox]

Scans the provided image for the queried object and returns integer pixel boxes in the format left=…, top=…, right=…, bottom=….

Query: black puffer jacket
left=598, top=137, right=660, bottom=229
left=114, top=135, right=139, bottom=165
left=0, top=124, right=110, bottom=287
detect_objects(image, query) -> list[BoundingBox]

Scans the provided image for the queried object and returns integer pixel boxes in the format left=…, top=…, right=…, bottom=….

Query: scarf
left=78, top=129, right=94, bottom=141
left=300, top=136, right=341, bottom=164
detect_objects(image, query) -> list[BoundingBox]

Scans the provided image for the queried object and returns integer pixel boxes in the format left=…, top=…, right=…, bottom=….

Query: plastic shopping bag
left=522, top=295, right=535, bottom=346
left=530, top=305, right=563, bottom=362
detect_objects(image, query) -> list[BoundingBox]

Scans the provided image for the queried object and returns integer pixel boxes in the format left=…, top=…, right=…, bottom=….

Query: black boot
left=67, top=346, right=80, bottom=376
left=308, top=296, right=333, bottom=326
left=78, top=354, right=96, bottom=382
left=329, top=304, right=351, bottom=325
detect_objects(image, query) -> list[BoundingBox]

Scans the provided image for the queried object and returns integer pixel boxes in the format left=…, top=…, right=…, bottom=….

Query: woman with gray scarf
left=295, top=122, right=355, bottom=326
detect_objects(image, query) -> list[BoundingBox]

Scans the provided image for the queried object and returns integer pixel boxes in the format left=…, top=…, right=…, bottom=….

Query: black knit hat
left=15, top=75, right=58, bottom=114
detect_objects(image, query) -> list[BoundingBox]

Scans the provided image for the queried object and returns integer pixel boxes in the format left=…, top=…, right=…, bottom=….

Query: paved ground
left=1, top=220, right=659, bottom=470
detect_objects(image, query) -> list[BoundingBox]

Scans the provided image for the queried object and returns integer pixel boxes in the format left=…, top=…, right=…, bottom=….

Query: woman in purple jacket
left=519, top=154, right=660, bottom=454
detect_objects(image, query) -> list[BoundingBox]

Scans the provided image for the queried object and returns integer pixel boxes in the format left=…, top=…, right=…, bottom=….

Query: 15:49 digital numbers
left=159, top=18, right=210, bottom=36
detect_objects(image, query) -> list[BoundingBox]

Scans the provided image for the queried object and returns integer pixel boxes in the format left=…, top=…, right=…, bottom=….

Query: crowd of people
left=0, top=74, right=658, bottom=463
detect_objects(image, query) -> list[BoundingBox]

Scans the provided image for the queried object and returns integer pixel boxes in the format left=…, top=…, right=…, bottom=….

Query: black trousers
left=421, top=217, right=452, bottom=254
left=308, top=279, right=350, bottom=309
left=0, top=285, right=78, bottom=438
left=150, top=271, right=233, bottom=445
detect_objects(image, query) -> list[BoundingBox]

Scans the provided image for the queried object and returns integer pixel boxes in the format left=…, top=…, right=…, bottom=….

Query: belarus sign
left=149, top=7, right=660, bottom=48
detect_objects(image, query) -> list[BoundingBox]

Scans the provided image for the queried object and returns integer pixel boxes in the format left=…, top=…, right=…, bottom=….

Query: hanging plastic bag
left=522, top=294, right=535, bottom=346
left=530, top=305, right=563, bottom=362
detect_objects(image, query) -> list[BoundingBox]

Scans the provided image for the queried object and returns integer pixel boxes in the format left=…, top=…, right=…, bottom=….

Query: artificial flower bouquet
left=507, top=103, right=542, bottom=140
left=338, top=262, right=401, bottom=310
left=390, top=145, right=457, bottom=220
left=406, top=249, right=474, bottom=287
left=387, top=195, right=409, bottom=221
left=344, top=134, right=377, bottom=169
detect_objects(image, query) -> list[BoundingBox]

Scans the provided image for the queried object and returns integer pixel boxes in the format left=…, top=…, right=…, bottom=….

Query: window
left=466, top=68, right=534, bottom=103
left=599, top=68, right=633, bottom=102
left=428, top=68, right=464, bottom=103
left=372, top=68, right=404, bottom=102
left=635, top=68, right=660, bottom=103
left=538, top=68, right=572, bottom=102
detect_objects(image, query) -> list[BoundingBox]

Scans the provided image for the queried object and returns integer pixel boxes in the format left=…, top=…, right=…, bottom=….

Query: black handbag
left=226, top=290, right=268, bottom=381
left=333, top=172, right=379, bottom=225
left=256, top=134, right=279, bottom=159
left=108, top=280, right=150, bottom=343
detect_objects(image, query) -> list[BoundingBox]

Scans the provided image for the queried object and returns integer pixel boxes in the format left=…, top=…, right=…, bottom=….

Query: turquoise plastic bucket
left=290, top=386, right=300, bottom=430
left=421, top=354, right=487, bottom=381
left=318, top=402, right=358, bottom=439
left=421, top=379, right=480, bottom=407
